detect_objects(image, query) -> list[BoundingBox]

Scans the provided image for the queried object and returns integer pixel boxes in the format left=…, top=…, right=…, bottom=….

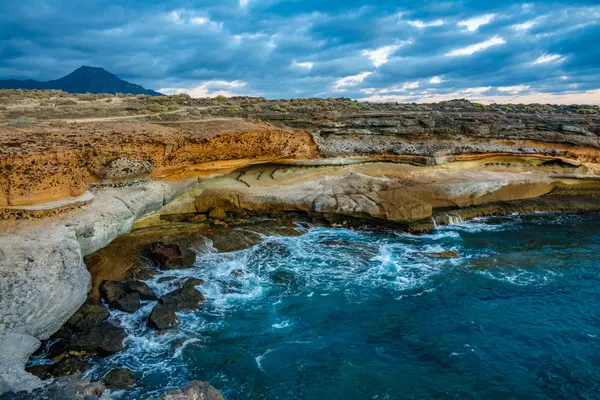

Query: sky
left=1, top=0, right=599, bottom=104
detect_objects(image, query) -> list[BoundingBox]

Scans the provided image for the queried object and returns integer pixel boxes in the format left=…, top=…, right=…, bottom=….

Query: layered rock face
left=0, top=97, right=599, bottom=395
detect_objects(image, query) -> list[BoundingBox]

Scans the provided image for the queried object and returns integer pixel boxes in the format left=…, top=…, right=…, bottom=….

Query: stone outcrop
left=0, top=97, right=599, bottom=394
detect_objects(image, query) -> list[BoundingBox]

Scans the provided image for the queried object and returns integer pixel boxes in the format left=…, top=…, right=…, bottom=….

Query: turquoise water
left=88, top=213, right=600, bottom=399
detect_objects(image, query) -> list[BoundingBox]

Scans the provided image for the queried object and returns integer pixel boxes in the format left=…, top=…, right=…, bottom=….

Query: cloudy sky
left=1, top=0, right=599, bottom=103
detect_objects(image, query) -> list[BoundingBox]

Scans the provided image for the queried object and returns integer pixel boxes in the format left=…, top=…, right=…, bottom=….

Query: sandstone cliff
left=0, top=92, right=599, bottom=394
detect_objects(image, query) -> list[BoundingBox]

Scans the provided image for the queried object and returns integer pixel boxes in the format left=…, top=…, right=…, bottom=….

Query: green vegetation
left=149, top=104, right=169, bottom=113
left=576, top=108, right=598, bottom=114
left=271, top=105, right=282, bottom=111
left=472, top=102, right=488, bottom=110
left=215, top=95, right=228, bottom=102
left=349, top=102, right=361, bottom=110
left=8, top=119, right=30, bottom=127
left=147, top=113, right=162, bottom=121
left=228, top=106, right=244, bottom=112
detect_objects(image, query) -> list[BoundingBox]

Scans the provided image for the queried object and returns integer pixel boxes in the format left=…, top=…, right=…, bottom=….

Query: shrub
left=228, top=106, right=244, bottom=112
left=576, top=108, right=597, bottom=114
left=149, top=104, right=169, bottom=113
left=8, top=119, right=30, bottom=127
left=214, top=95, right=228, bottom=102
left=349, top=102, right=361, bottom=110
left=271, top=105, right=282, bottom=111
left=50, top=120, right=69, bottom=127
left=148, top=113, right=162, bottom=121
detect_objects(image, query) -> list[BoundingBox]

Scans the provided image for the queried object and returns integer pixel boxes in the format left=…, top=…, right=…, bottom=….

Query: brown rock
left=64, top=303, right=110, bottom=332
left=149, top=242, right=196, bottom=270
left=102, top=368, right=136, bottom=390
left=147, top=304, right=179, bottom=330
left=156, top=381, right=224, bottom=400
left=208, top=207, right=227, bottom=220
left=126, top=280, right=158, bottom=301
left=158, top=286, right=206, bottom=311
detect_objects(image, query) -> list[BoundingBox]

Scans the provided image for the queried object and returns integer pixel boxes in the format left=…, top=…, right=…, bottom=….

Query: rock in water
left=44, top=357, right=91, bottom=379
left=149, top=242, right=196, bottom=270
left=110, top=292, right=141, bottom=313
left=64, top=303, right=110, bottom=332
left=155, top=381, right=224, bottom=400
left=126, top=280, right=158, bottom=300
left=147, top=304, right=179, bottom=330
left=423, top=251, right=460, bottom=258
left=68, top=322, right=126, bottom=355
left=158, top=287, right=206, bottom=311
left=99, top=281, right=127, bottom=303
left=102, top=368, right=136, bottom=390
left=182, top=278, right=204, bottom=288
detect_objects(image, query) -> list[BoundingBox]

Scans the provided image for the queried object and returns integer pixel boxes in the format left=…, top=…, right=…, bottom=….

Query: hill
left=0, top=66, right=163, bottom=96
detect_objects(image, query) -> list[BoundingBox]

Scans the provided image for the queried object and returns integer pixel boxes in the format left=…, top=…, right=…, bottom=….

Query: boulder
left=110, top=292, right=141, bottom=313
left=208, top=207, right=227, bottom=220
left=64, top=303, right=110, bottom=332
left=126, top=280, right=158, bottom=301
left=423, top=251, right=460, bottom=259
left=99, top=281, right=127, bottom=304
left=182, top=278, right=204, bottom=288
left=24, top=364, right=51, bottom=380
left=158, top=287, right=205, bottom=312
left=68, top=322, right=126, bottom=355
left=102, top=368, right=136, bottom=390
left=149, top=242, right=196, bottom=270
left=147, top=304, right=179, bottom=330
left=45, top=357, right=91, bottom=379
left=155, top=380, right=224, bottom=400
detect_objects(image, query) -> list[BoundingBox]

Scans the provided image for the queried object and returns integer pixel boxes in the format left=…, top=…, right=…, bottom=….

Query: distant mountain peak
left=0, top=67, right=163, bottom=96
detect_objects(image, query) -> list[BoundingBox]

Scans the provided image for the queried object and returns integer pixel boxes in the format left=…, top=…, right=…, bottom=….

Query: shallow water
left=86, top=213, right=600, bottom=399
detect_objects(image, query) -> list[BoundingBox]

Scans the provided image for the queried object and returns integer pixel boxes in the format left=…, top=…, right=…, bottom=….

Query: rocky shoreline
left=1, top=93, right=599, bottom=397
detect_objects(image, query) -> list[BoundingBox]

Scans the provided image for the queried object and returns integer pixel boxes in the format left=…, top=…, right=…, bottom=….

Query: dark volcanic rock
left=64, top=303, right=110, bottom=332
left=158, top=286, right=206, bottom=311
left=182, top=277, right=204, bottom=288
left=25, top=364, right=51, bottom=380
left=45, top=357, right=91, bottom=379
left=155, top=380, right=225, bottom=400
left=147, top=304, right=179, bottom=330
left=0, top=377, right=107, bottom=400
left=110, top=291, right=141, bottom=313
left=102, top=367, right=136, bottom=390
left=68, top=322, right=126, bottom=355
left=99, top=280, right=127, bottom=303
left=126, top=280, right=158, bottom=300
left=149, top=242, right=196, bottom=270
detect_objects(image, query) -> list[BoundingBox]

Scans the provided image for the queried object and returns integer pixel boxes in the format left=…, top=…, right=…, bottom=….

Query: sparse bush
left=8, top=119, right=30, bottom=127
left=229, top=106, right=244, bottom=112
left=214, top=95, right=228, bottom=102
left=55, top=99, right=78, bottom=106
left=271, top=105, right=282, bottom=112
left=472, top=102, right=487, bottom=110
left=349, top=102, right=361, bottom=110
left=576, top=108, right=597, bottom=114
left=147, top=113, right=162, bottom=121
left=50, top=120, right=69, bottom=127
left=149, top=104, right=169, bottom=113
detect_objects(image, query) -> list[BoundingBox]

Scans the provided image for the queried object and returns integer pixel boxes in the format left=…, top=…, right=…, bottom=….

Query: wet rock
left=208, top=207, right=227, bottom=220
left=423, top=251, right=460, bottom=258
left=45, top=357, right=91, bottom=379
left=147, top=304, right=179, bottom=330
left=99, top=281, right=127, bottom=304
left=154, top=380, right=224, bottom=400
left=157, top=276, right=178, bottom=283
left=127, top=267, right=160, bottom=281
left=24, top=364, right=51, bottom=380
left=126, top=280, right=158, bottom=301
left=232, top=269, right=245, bottom=278
left=68, top=322, right=126, bottom=355
left=149, top=242, right=196, bottom=270
left=102, top=368, right=136, bottom=390
left=270, top=268, right=297, bottom=285
left=0, top=377, right=107, bottom=400
left=182, top=278, right=204, bottom=288
left=64, top=303, right=110, bottom=332
left=158, top=286, right=206, bottom=311
left=110, top=292, right=141, bottom=313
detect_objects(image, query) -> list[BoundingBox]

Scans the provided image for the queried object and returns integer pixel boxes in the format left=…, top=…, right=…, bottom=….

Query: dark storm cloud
left=0, top=0, right=598, bottom=103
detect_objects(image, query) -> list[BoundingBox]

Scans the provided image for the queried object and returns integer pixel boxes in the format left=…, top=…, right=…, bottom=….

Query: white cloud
left=359, top=89, right=600, bottom=105
left=512, top=20, right=536, bottom=31
left=531, top=54, right=565, bottom=65
left=429, top=76, right=443, bottom=84
left=561, top=75, right=569, bottom=80
left=463, top=86, right=492, bottom=94
left=166, top=10, right=223, bottom=30
left=240, top=0, right=249, bottom=7
left=458, top=14, right=495, bottom=31
left=408, top=19, right=444, bottom=28
left=361, top=41, right=411, bottom=67
left=497, top=85, right=530, bottom=94
left=292, top=61, right=314, bottom=69
left=160, top=80, right=248, bottom=98
left=445, top=36, right=506, bottom=56
left=333, top=71, right=373, bottom=91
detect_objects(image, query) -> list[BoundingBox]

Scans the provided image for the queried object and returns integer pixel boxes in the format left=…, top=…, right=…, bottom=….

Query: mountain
left=0, top=66, right=163, bottom=96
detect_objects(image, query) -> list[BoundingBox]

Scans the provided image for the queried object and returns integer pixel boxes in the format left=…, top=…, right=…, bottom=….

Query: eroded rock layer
left=1, top=98, right=600, bottom=395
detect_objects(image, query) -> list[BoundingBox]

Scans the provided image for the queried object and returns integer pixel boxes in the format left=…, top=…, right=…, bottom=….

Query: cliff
left=0, top=92, right=599, bottom=394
